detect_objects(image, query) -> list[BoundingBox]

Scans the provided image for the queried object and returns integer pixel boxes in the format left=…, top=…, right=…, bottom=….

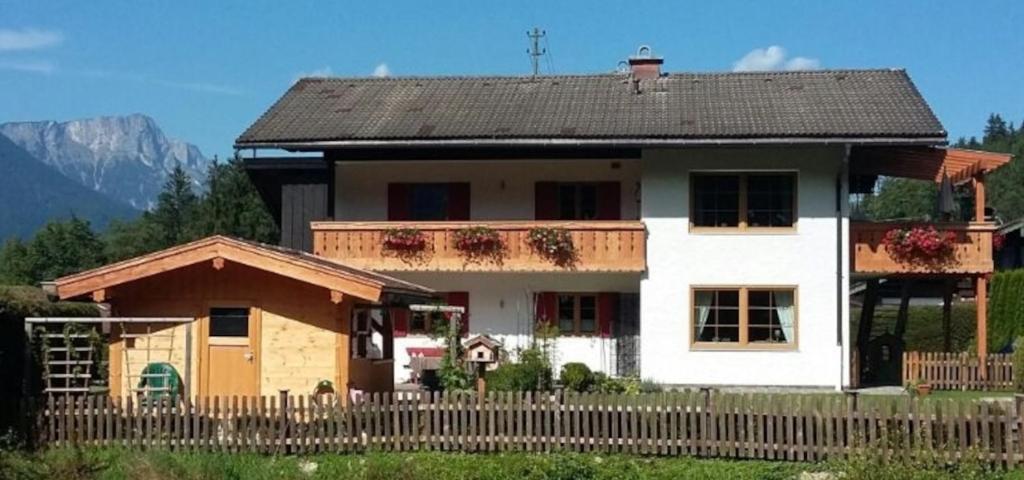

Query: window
left=387, top=183, right=469, bottom=221
left=352, top=307, right=393, bottom=360
left=692, top=287, right=796, bottom=349
left=209, top=307, right=249, bottom=337
left=691, top=173, right=796, bottom=230
left=556, top=294, right=598, bottom=335
left=409, top=310, right=444, bottom=335
left=409, top=184, right=449, bottom=221
left=558, top=183, right=598, bottom=220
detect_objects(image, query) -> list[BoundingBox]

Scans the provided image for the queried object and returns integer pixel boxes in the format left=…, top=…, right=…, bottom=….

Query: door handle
left=244, top=351, right=254, bottom=362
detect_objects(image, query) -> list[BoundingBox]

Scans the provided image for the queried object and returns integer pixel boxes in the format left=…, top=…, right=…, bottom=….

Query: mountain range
left=0, top=114, right=212, bottom=240
left=0, top=114, right=209, bottom=210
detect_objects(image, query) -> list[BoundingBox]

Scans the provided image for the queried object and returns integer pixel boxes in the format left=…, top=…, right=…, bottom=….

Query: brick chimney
left=628, top=45, right=663, bottom=80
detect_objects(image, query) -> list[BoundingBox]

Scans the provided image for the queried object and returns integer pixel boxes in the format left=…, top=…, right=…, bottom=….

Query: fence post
left=278, top=390, right=289, bottom=454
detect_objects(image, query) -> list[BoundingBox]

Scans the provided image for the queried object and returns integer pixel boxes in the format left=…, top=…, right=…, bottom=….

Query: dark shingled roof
left=236, top=69, right=946, bottom=147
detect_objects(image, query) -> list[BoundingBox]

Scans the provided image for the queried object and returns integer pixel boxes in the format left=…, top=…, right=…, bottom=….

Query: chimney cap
left=628, top=45, right=663, bottom=62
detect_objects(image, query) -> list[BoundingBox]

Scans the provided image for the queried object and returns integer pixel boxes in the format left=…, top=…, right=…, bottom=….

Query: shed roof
left=236, top=70, right=946, bottom=149
left=55, top=236, right=433, bottom=303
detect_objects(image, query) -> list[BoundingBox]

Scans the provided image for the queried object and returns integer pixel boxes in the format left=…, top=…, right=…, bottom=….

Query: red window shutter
left=447, top=291, right=470, bottom=337
left=598, top=292, right=618, bottom=338
left=387, top=183, right=410, bottom=220
left=534, top=292, right=557, bottom=327
left=596, top=182, right=621, bottom=220
left=447, top=183, right=471, bottom=220
left=392, top=308, right=408, bottom=337
left=535, top=182, right=559, bottom=220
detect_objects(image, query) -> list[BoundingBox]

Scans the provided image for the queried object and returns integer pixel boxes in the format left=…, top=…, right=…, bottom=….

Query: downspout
left=836, top=145, right=851, bottom=390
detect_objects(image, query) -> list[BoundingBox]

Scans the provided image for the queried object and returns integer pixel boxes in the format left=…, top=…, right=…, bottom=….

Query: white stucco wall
left=388, top=272, right=640, bottom=383
left=639, top=146, right=850, bottom=389
left=334, top=159, right=641, bottom=220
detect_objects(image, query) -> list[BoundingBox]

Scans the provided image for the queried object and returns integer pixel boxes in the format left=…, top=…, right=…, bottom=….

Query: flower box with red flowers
left=382, top=228, right=427, bottom=251
left=453, top=226, right=503, bottom=258
left=881, top=226, right=957, bottom=263
left=527, top=226, right=577, bottom=267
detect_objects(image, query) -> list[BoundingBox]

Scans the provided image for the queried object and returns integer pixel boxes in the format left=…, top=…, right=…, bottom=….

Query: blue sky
left=1, top=1, right=1022, bottom=159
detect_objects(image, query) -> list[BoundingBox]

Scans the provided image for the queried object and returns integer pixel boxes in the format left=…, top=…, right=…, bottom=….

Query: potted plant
left=527, top=227, right=577, bottom=267
left=454, top=226, right=504, bottom=263
left=882, top=226, right=956, bottom=264
left=906, top=378, right=932, bottom=397
left=382, top=227, right=427, bottom=251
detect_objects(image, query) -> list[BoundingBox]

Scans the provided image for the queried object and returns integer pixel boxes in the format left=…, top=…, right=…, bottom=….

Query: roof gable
left=236, top=70, right=945, bottom=148
left=55, top=236, right=432, bottom=302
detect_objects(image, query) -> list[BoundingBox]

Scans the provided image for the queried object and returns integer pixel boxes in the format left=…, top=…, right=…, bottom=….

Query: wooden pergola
left=851, top=146, right=1012, bottom=381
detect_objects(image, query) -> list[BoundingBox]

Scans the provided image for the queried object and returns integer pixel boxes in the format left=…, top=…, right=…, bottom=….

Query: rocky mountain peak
left=0, top=114, right=211, bottom=210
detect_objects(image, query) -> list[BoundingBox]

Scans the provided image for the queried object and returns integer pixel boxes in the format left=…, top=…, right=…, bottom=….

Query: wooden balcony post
left=976, top=275, right=988, bottom=381
left=974, top=174, right=986, bottom=222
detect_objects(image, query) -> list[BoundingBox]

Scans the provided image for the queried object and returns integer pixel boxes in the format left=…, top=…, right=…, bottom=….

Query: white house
left=237, top=50, right=1007, bottom=391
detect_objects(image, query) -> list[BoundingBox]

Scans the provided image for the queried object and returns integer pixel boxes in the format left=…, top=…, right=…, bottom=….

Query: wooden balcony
left=311, top=221, right=646, bottom=273
left=851, top=221, right=995, bottom=275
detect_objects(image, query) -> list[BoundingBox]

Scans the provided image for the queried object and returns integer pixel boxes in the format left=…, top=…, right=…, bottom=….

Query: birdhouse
left=463, top=335, right=502, bottom=367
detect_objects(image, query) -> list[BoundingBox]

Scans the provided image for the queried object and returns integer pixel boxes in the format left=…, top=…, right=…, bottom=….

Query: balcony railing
left=311, top=221, right=646, bottom=273
left=851, top=221, right=995, bottom=274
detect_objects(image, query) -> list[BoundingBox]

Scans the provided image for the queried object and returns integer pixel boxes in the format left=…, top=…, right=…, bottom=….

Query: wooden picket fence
left=903, top=352, right=1015, bottom=391
left=38, top=391, right=1024, bottom=467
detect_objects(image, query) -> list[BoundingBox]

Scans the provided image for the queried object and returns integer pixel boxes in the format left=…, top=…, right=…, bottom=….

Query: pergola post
left=974, top=173, right=988, bottom=381
left=977, top=275, right=988, bottom=381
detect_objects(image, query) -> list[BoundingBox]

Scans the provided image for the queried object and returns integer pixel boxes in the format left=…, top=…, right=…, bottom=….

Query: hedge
left=989, top=269, right=1024, bottom=353
left=0, top=286, right=98, bottom=442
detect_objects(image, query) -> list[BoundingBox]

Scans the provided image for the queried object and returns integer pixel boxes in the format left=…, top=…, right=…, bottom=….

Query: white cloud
left=0, top=28, right=63, bottom=51
left=372, top=63, right=391, bottom=77
left=732, top=46, right=820, bottom=72
left=0, top=59, right=56, bottom=74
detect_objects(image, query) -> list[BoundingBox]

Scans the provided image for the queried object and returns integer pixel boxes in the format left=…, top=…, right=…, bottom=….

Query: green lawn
left=0, top=448, right=1019, bottom=480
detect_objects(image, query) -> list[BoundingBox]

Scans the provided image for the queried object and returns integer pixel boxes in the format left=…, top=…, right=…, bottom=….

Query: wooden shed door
left=204, top=307, right=258, bottom=397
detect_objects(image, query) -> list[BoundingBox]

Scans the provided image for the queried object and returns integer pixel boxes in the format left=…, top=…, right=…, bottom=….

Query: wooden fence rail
left=38, top=391, right=1024, bottom=467
left=903, top=352, right=1014, bottom=391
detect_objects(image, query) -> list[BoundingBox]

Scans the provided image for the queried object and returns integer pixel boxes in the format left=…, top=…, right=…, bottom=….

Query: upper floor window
left=536, top=181, right=621, bottom=220
left=692, top=287, right=796, bottom=350
left=388, top=183, right=469, bottom=221
left=691, top=173, right=796, bottom=231
left=558, top=183, right=598, bottom=220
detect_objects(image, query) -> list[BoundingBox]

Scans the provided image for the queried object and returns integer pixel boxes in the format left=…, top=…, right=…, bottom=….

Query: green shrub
left=559, top=362, right=593, bottom=392
left=990, top=269, right=1024, bottom=352
left=591, top=374, right=640, bottom=394
left=487, top=346, right=552, bottom=392
left=1014, top=337, right=1024, bottom=393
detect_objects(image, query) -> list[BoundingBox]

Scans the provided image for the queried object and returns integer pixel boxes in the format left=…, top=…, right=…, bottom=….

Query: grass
left=926, top=389, right=1017, bottom=401
left=1, top=448, right=1022, bottom=480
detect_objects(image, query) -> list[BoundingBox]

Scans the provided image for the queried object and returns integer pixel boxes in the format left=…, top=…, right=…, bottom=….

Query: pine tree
left=151, top=163, right=200, bottom=247
left=860, top=178, right=939, bottom=221
left=0, top=238, right=33, bottom=285
left=195, top=154, right=277, bottom=243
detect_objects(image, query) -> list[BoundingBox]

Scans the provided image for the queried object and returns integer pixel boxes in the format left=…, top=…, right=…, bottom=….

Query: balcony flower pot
left=882, top=226, right=956, bottom=266
left=382, top=228, right=427, bottom=251
left=454, top=226, right=505, bottom=264
left=527, top=227, right=577, bottom=267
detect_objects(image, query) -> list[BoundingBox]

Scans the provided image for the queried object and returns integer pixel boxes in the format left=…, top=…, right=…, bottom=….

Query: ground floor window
left=692, top=287, right=796, bottom=349
left=557, top=293, right=598, bottom=336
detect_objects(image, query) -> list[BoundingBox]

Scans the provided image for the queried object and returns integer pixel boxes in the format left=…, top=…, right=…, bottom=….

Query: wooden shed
left=52, top=236, right=434, bottom=399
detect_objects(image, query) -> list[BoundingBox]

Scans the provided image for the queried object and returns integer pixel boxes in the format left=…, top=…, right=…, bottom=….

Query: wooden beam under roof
left=851, top=147, right=1012, bottom=184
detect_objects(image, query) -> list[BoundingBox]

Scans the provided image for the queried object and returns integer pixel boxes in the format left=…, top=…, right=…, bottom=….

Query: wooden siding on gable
left=281, top=183, right=329, bottom=252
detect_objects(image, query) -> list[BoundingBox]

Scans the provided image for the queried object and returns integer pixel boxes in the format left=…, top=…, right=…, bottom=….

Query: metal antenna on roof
left=526, top=27, right=546, bottom=76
